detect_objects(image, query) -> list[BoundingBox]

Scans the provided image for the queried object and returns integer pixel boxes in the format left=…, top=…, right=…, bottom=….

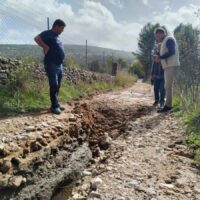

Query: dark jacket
left=151, top=61, right=164, bottom=79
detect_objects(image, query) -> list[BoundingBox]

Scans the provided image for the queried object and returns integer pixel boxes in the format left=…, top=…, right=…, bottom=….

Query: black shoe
left=157, top=105, right=172, bottom=113
left=153, top=101, right=159, bottom=106
left=160, top=101, right=165, bottom=108
left=50, top=107, right=61, bottom=114
left=59, top=106, right=65, bottom=111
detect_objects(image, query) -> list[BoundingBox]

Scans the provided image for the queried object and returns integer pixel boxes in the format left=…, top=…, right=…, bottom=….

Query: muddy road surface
left=0, top=81, right=199, bottom=200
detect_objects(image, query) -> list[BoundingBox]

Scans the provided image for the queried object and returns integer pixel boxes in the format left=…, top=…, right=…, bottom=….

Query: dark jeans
left=45, top=63, right=63, bottom=109
left=153, top=78, right=165, bottom=103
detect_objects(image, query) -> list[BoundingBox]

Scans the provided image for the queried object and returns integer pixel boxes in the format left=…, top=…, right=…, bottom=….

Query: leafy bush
left=115, top=70, right=137, bottom=88
left=129, top=59, right=144, bottom=78
left=65, top=55, right=80, bottom=69
left=184, top=110, right=200, bottom=135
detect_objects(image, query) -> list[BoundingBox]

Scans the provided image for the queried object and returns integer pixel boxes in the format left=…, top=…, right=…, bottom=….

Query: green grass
left=173, top=96, right=200, bottom=164
left=186, top=133, right=200, bottom=164
left=0, top=81, right=50, bottom=113
left=171, top=97, right=181, bottom=114
left=114, top=70, right=137, bottom=88
left=0, top=70, right=137, bottom=115
left=184, top=110, right=200, bottom=164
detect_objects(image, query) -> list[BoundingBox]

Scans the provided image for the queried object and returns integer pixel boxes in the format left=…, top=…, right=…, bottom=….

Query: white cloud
left=153, top=4, right=200, bottom=33
left=142, top=0, right=149, bottom=6
left=0, top=29, right=38, bottom=44
left=106, top=0, right=123, bottom=8
left=0, top=0, right=141, bottom=51
left=3, top=0, right=200, bottom=51
left=65, top=0, right=141, bottom=50
left=1, top=0, right=74, bottom=29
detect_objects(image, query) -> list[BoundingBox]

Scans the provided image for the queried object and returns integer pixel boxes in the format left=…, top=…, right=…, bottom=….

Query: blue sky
left=0, top=0, right=200, bottom=51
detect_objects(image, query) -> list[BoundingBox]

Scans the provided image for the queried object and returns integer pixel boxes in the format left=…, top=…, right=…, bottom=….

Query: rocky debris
left=98, top=132, right=112, bottom=150
left=71, top=101, right=151, bottom=155
left=0, top=81, right=199, bottom=200
left=66, top=109, right=200, bottom=200
left=11, top=157, right=21, bottom=166
left=0, top=144, right=9, bottom=158
left=124, top=179, right=140, bottom=188
left=90, top=177, right=103, bottom=190
left=0, top=175, right=10, bottom=189
left=96, top=113, right=200, bottom=200
left=159, top=183, right=175, bottom=189
left=194, top=186, right=200, bottom=194
left=30, top=141, right=43, bottom=152
left=82, top=170, right=92, bottom=177
left=89, top=191, right=101, bottom=198
left=25, top=126, right=36, bottom=132
left=0, top=159, right=11, bottom=173
left=69, top=114, right=77, bottom=122
left=8, top=175, right=25, bottom=188
left=0, top=93, right=150, bottom=199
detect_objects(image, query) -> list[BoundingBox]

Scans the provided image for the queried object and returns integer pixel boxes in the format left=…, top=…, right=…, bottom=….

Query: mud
left=0, top=81, right=153, bottom=200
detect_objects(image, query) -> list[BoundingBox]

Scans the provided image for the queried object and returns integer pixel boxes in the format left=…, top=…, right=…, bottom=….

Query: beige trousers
left=164, top=66, right=176, bottom=107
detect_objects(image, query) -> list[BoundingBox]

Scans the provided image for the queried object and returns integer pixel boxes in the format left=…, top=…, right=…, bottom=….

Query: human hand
left=43, top=46, right=49, bottom=55
left=157, top=43, right=161, bottom=51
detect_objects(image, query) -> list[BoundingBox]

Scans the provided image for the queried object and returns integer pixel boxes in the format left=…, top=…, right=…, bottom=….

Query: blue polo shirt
left=39, top=30, right=65, bottom=65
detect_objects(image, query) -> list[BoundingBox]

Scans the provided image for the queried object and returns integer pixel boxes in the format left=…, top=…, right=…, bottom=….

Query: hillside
left=0, top=44, right=135, bottom=67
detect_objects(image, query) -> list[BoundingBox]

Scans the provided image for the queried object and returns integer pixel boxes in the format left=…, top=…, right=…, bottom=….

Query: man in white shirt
left=154, top=27, right=180, bottom=113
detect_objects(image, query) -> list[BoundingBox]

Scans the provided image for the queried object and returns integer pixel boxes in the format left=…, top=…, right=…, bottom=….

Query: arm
left=34, top=35, right=49, bottom=54
left=160, top=39, right=175, bottom=59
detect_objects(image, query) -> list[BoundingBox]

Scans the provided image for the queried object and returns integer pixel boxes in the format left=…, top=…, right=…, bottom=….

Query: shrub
left=129, top=60, right=144, bottom=78
left=115, top=70, right=137, bottom=88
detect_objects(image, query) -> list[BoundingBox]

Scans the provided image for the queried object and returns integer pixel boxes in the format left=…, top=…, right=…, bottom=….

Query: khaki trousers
left=164, top=66, right=176, bottom=107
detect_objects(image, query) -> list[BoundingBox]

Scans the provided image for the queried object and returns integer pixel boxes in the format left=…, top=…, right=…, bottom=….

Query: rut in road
left=0, top=81, right=199, bottom=200
left=55, top=81, right=200, bottom=200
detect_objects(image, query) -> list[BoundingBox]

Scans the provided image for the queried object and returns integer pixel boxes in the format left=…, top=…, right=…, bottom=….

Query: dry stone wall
left=0, top=56, right=114, bottom=85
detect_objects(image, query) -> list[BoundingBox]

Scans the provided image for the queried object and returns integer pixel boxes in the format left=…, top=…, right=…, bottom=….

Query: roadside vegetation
left=173, top=24, right=200, bottom=164
left=0, top=57, right=137, bottom=115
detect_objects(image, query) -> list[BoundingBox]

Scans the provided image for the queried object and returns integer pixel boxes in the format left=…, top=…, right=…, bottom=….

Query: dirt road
left=55, top=81, right=200, bottom=200
left=0, top=81, right=199, bottom=200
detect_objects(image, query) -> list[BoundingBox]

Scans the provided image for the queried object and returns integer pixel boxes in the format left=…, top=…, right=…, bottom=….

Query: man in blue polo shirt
left=34, top=19, right=66, bottom=114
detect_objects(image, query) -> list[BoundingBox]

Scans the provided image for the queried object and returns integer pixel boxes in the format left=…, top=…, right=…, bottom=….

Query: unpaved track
left=90, top=111, right=200, bottom=200
left=0, top=81, right=199, bottom=200
left=56, top=81, right=200, bottom=200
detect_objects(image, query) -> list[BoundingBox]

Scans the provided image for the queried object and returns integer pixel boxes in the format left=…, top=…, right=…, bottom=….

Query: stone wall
left=0, top=56, right=114, bottom=85
left=0, top=57, right=21, bottom=85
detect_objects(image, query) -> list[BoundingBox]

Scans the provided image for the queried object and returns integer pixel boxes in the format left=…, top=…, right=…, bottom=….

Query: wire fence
left=174, top=25, right=200, bottom=112
left=0, top=1, right=136, bottom=75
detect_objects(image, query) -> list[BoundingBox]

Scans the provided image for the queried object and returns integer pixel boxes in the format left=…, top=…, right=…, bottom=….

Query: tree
left=174, top=23, right=200, bottom=106
left=118, top=57, right=127, bottom=69
left=133, top=23, right=166, bottom=80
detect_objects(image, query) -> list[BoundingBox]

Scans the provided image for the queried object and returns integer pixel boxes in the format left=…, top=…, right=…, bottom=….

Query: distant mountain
left=0, top=44, right=135, bottom=67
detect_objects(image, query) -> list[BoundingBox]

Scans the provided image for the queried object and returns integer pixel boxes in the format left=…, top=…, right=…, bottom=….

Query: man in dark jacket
left=151, top=43, right=165, bottom=107
left=34, top=19, right=66, bottom=114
